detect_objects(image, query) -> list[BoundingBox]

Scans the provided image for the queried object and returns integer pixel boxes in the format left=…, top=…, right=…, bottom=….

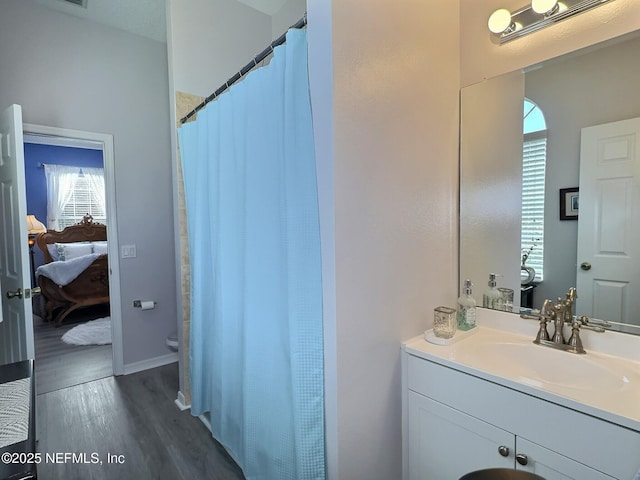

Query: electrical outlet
left=121, top=244, right=137, bottom=258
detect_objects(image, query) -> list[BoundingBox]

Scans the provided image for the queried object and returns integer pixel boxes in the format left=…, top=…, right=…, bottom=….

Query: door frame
left=23, top=123, right=124, bottom=375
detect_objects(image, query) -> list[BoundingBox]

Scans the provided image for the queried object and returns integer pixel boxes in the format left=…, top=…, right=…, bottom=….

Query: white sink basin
left=461, top=340, right=635, bottom=392
left=406, top=309, right=640, bottom=429
left=410, top=326, right=640, bottom=426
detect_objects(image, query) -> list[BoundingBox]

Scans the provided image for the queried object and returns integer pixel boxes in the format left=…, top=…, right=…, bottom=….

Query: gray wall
left=0, top=0, right=177, bottom=367
left=526, top=34, right=640, bottom=303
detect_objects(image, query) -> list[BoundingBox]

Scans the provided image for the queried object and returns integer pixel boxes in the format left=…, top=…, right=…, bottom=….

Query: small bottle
left=483, top=273, right=501, bottom=310
left=457, top=279, right=477, bottom=331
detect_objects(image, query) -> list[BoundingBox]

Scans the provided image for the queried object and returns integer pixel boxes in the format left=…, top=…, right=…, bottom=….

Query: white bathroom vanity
left=402, top=309, right=640, bottom=480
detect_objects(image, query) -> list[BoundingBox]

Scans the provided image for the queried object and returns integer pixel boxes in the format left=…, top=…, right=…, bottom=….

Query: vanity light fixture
left=531, top=0, right=560, bottom=15
left=488, top=8, right=516, bottom=34
left=488, top=0, right=614, bottom=44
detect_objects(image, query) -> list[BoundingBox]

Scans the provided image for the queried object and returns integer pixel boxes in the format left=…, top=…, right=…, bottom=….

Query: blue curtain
left=178, top=29, right=325, bottom=480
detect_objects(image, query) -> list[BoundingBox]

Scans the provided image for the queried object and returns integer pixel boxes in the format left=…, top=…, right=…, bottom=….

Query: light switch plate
left=121, top=244, right=137, bottom=258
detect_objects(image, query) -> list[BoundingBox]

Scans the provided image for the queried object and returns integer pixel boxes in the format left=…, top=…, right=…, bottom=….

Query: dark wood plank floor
left=33, top=304, right=113, bottom=395
left=36, top=363, right=246, bottom=480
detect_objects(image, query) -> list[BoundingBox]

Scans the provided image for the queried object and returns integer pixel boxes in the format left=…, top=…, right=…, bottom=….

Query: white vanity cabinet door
left=407, top=391, right=513, bottom=480
left=515, top=438, right=615, bottom=480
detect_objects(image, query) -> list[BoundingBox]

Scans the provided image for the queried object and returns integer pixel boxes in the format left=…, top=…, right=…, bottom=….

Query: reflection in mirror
left=521, top=98, right=546, bottom=285
left=460, top=31, right=640, bottom=334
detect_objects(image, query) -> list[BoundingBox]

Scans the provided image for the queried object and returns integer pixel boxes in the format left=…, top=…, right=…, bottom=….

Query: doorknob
left=498, top=445, right=510, bottom=457
left=6, top=288, right=23, bottom=299
left=516, top=453, right=528, bottom=466
left=23, top=287, right=41, bottom=299
left=5, top=287, right=40, bottom=299
left=580, top=262, right=592, bottom=271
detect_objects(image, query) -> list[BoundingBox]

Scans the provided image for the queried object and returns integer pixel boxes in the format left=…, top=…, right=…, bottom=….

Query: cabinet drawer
left=407, top=354, right=640, bottom=479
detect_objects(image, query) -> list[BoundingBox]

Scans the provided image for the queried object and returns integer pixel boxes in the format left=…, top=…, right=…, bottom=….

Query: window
left=44, top=164, right=106, bottom=230
left=522, top=99, right=546, bottom=281
left=58, top=172, right=106, bottom=228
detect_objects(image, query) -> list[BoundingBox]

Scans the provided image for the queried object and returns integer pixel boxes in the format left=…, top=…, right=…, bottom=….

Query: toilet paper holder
left=133, top=300, right=157, bottom=309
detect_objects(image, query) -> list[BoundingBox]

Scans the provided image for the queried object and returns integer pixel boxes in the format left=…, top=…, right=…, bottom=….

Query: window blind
left=522, top=131, right=546, bottom=281
left=59, top=174, right=106, bottom=228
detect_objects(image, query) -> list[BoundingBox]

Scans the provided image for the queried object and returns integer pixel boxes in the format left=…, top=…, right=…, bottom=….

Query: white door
left=576, top=117, right=640, bottom=327
left=0, top=104, right=35, bottom=365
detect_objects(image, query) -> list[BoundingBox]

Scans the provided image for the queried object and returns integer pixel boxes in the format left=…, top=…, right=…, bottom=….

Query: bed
left=35, top=214, right=109, bottom=327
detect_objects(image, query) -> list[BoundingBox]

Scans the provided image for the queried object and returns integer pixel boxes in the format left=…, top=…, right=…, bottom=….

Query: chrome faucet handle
left=567, top=316, right=586, bottom=354
left=534, top=314, right=550, bottom=344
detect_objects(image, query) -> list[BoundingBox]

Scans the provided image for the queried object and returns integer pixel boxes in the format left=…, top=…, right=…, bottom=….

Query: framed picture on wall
left=560, top=187, right=579, bottom=220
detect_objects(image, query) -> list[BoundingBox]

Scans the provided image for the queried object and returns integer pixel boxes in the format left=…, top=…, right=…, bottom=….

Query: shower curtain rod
left=179, top=14, right=307, bottom=125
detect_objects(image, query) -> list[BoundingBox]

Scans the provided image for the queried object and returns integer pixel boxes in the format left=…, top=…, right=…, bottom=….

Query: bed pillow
left=46, top=244, right=59, bottom=261
left=91, top=241, right=108, bottom=255
left=55, top=242, right=93, bottom=261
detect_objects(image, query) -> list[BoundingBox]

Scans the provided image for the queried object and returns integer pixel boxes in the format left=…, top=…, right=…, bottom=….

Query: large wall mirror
left=460, top=30, right=640, bottom=335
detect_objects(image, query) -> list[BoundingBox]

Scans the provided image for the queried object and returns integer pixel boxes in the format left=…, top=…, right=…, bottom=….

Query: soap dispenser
left=457, top=279, right=477, bottom=331
left=483, top=273, right=501, bottom=310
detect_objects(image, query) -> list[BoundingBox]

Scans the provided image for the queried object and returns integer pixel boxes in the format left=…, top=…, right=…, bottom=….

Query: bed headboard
left=36, top=214, right=107, bottom=263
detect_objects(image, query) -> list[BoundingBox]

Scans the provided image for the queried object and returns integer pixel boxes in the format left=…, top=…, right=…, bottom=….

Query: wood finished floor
left=36, top=363, right=246, bottom=480
left=33, top=303, right=113, bottom=395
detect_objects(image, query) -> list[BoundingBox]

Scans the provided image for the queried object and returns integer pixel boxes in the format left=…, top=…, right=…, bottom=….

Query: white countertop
left=403, top=308, right=640, bottom=432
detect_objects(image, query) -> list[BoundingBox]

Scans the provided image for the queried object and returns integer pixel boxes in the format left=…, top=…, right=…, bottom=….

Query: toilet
left=166, top=331, right=179, bottom=351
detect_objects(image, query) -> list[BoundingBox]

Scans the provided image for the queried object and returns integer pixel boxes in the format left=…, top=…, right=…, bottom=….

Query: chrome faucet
left=531, top=288, right=587, bottom=354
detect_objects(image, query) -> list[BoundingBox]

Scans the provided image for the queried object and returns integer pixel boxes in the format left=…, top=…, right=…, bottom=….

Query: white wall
left=168, top=0, right=305, bottom=98
left=0, top=0, right=177, bottom=367
left=461, top=0, right=640, bottom=87
left=168, top=0, right=271, bottom=97
left=314, top=0, right=460, bottom=478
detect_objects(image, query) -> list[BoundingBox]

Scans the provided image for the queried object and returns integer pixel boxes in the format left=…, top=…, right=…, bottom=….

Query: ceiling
left=32, top=0, right=288, bottom=44
left=33, top=0, right=168, bottom=43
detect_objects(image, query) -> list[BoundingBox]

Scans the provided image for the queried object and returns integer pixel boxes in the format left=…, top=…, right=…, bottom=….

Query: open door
left=0, top=104, right=35, bottom=365
left=576, top=117, right=640, bottom=326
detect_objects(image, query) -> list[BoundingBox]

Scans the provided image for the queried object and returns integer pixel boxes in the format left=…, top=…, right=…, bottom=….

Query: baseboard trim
left=175, top=391, right=190, bottom=411
left=122, top=352, right=178, bottom=375
left=198, top=412, right=212, bottom=432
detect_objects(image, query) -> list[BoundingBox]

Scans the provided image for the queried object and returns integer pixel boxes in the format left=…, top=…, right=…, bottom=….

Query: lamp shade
left=26, top=215, right=46, bottom=235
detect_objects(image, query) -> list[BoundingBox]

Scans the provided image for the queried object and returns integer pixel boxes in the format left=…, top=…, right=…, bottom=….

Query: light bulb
left=532, top=0, right=559, bottom=15
left=488, top=8, right=513, bottom=34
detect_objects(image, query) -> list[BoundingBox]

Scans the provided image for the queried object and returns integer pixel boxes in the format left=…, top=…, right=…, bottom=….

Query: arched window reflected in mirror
left=522, top=98, right=546, bottom=282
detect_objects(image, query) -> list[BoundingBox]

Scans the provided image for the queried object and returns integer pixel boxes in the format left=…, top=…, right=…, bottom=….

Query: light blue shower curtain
left=178, top=29, right=325, bottom=480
